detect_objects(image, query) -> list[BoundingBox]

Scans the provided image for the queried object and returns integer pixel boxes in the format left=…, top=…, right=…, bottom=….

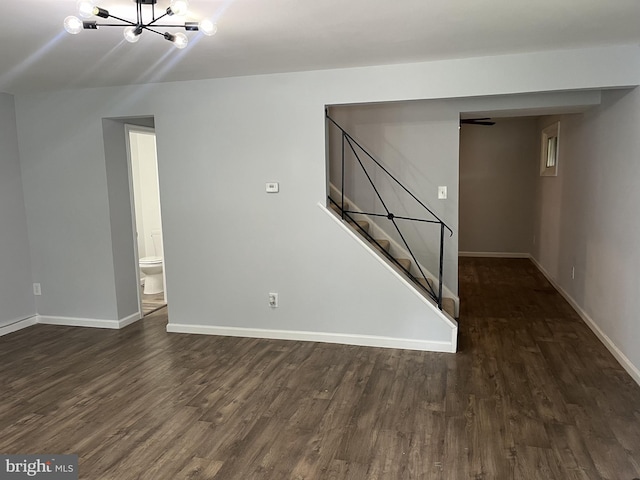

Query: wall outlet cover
left=268, top=292, right=278, bottom=307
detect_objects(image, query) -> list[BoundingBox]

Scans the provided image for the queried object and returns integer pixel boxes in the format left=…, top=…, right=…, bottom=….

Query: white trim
left=38, top=315, right=121, bottom=330
left=540, top=121, right=560, bottom=177
left=319, top=202, right=458, bottom=330
left=0, top=316, right=38, bottom=337
left=124, top=124, right=146, bottom=320
left=166, top=323, right=456, bottom=353
left=118, top=312, right=142, bottom=328
left=530, top=256, right=640, bottom=387
left=458, top=251, right=531, bottom=258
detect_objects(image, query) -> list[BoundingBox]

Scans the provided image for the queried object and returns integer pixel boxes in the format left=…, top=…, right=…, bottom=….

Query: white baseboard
left=166, top=323, right=456, bottom=353
left=37, top=311, right=141, bottom=330
left=2, top=313, right=140, bottom=335
left=118, top=312, right=142, bottom=328
left=38, top=315, right=122, bottom=329
left=0, top=315, right=38, bottom=337
left=459, top=251, right=531, bottom=258
left=530, top=256, right=640, bottom=387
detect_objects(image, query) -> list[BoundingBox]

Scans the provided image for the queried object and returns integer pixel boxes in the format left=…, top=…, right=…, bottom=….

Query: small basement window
left=540, top=121, right=560, bottom=176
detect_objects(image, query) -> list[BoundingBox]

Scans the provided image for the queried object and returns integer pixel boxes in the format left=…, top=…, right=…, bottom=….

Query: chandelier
left=64, top=0, right=217, bottom=49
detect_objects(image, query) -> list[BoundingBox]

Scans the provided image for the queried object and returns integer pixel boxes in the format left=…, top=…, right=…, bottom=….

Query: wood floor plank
left=512, top=445, right=564, bottom=480
left=0, top=257, right=639, bottom=479
left=174, top=457, right=224, bottom=480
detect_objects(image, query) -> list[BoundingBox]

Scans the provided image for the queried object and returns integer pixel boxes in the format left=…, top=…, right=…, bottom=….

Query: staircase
left=329, top=199, right=456, bottom=319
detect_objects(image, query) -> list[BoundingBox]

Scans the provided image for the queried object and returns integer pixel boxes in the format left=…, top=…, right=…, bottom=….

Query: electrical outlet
left=268, top=292, right=278, bottom=308
left=33, top=283, right=42, bottom=296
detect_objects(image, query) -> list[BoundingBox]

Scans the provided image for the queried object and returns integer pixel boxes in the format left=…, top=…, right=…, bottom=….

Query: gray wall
left=102, top=118, right=143, bottom=320
left=0, top=93, right=35, bottom=327
left=533, top=87, right=640, bottom=378
left=18, top=91, right=120, bottom=320
left=459, top=117, right=538, bottom=254
left=11, top=46, right=640, bottom=347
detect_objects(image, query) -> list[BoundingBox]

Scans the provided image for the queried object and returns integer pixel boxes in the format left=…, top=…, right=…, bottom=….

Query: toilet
left=139, top=232, right=164, bottom=294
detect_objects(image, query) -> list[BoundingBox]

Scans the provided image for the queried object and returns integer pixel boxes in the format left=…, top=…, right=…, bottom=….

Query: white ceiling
left=1, top=0, right=639, bottom=94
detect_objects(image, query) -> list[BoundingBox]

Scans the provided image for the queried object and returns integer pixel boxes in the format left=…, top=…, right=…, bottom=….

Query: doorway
left=125, top=125, right=167, bottom=316
left=458, top=115, right=540, bottom=259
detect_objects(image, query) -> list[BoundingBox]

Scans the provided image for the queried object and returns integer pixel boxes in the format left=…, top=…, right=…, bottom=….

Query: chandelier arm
left=147, top=12, right=170, bottom=27
left=105, top=14, right=137, bottom=26
left=95, top=23, right=138, bottom=27
left=142, top=25, right=166, bottom=36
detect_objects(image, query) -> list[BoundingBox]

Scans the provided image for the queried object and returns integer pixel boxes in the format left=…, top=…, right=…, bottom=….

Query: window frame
left=540, top=121, right=560, bottom=177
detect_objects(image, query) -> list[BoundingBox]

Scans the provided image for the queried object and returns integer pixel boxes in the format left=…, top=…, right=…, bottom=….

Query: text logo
left=1, top=455, right=77, bottom=479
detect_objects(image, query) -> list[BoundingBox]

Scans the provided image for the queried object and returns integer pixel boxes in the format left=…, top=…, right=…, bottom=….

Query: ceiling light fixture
left=64, top=0, right=217, bottom=49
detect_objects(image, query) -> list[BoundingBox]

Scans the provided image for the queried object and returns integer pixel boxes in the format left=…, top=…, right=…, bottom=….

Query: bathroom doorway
left=125, top=125, right=167, bottom=316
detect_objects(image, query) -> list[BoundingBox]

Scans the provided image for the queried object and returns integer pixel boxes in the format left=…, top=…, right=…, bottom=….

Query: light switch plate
left=438, top=186, right=447, bottom=199
left=268, top=292, right=278, bottom=307
left=266, top=182, right=279, bottom=193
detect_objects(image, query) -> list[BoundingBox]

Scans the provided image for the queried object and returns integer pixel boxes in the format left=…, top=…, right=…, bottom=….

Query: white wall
left=459, top=117, right=539, bottom=254
left=12, top=45, right=640, bottom=349
left=130, top=132, right=146, bottom=259
left=0, top=93, right=35, bottom=329
left=328, top=101, right=460, bottom=294
left=130, top=130, right=162, bottom=259
left=532, top=87, right=640, bottom=381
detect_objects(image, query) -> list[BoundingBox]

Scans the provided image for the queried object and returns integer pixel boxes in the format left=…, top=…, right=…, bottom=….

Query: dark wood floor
left=1, top=258, right=639, bottom=479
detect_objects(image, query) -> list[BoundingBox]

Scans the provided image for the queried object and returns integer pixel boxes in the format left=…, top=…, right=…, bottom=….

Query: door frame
left=124, top=124, right=167, bottom=315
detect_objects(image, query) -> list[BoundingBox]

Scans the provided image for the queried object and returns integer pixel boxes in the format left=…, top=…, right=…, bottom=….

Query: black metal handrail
left=326, top=111, right=453, bottom=310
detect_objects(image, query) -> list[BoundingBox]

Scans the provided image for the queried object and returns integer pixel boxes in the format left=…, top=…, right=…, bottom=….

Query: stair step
left=330, top=203, right=370, bottom=234
left=330, top=201, right=350, bottom=213
left=442, top=298, right=456, bottom=318
left=397, top=258, right=411, bottom=271
left=415, top=277, right=456, bottom=317
left=374, top=239, right=390, bottom=252
left=350, top=220, right=370, bottom=233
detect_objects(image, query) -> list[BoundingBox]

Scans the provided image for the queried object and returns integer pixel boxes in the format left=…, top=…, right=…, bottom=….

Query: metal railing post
left=438, top=222, right=444, bottom=310
left=341, top=133, right=345, bottom=220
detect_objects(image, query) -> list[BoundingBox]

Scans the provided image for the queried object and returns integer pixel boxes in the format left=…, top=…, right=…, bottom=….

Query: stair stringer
left=329, top=184, right=460, bottom=316
left=318, top=203, right=457, bottom=353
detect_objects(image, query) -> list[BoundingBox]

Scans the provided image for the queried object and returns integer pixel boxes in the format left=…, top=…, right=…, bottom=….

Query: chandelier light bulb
left=173, top=32, right=188, bottom=49
left=199, top=19, right=217, bottom=36
left=169, top=0, right=189, bottom=16
left=64, top=16, right=84, bottom=35
left=124, top=26, right=141, bottom=43
left=77, top=0, right=95, bottom=18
